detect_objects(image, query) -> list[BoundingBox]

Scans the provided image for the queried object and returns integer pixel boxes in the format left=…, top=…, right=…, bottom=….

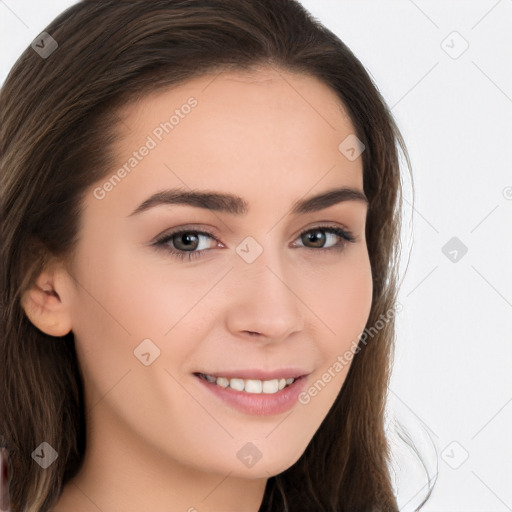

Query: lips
left=193, top=370, right=310, bottom=415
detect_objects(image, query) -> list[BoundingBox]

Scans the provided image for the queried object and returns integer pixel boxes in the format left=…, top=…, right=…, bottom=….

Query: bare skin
left=22, top=66, right=372, bottom=512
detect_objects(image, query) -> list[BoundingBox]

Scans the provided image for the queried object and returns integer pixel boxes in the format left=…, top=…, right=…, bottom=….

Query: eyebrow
left=127, top=186, right=369, bottom=218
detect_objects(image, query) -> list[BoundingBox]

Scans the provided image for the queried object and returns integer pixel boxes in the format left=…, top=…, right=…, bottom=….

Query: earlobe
left=20, top=267, right=73, bottom=337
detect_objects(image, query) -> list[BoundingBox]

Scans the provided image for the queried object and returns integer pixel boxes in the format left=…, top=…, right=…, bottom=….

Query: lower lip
left=194, top=375, right=308, bottom=416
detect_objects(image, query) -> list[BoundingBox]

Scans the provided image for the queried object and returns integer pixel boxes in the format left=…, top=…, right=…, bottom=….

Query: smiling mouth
left=194, top=372, right=301, bottom=394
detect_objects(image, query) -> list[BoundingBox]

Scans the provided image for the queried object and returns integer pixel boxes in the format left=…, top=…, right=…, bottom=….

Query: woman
left=0, top=1, right=424, bottom=510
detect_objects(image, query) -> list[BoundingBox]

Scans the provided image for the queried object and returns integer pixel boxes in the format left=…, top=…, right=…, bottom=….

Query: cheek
left=308, top=250, right=373, bottom=351
left=296, top=251, right=372, bottom=402
left=68, top=245, right=223, bottom=406
left=73, top=239, right=210, bottom=337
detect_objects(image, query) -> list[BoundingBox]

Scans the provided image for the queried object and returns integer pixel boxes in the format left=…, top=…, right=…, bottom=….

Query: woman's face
left=52, top=67, right=372, bottom=480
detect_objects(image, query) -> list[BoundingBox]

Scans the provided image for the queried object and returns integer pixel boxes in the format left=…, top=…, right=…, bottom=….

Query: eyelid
left=151, top=222, right=354, bottom=244
left=151, top=222, right=357, bottom=261
left=293, top=221, right=356, bottom=241
left=150, top=224, right=222, bottom=245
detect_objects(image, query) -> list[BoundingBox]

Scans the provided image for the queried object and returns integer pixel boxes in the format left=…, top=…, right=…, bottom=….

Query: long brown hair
left=1, top=1, right=422, bottom=510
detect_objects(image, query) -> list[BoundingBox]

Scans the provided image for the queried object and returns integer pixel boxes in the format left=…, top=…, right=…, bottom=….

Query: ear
left=20, top=261, right=73, bottom=337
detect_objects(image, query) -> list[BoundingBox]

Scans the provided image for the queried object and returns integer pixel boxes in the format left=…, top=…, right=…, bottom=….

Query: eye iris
left=174, top=232, right=198, bottom=251
left=304, top=230, right=325, bottom=248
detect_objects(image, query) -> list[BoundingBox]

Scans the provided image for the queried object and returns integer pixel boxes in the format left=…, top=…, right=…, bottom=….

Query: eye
left=293, top=225, right=355, bottom=252
left=153, top=228, right=220, bottom=261
left=152, top=224, right=356, bottom=262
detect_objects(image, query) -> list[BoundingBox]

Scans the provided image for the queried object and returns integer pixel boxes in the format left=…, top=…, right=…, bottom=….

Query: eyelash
left=153, top=225, right=356, bottom=262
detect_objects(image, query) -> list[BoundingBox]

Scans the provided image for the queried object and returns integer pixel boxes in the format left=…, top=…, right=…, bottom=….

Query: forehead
left=116, top=66, right=355, bottom=156
left=89, top=66, right=363, bottom=220
left=122, top=65, right=349, bottom=118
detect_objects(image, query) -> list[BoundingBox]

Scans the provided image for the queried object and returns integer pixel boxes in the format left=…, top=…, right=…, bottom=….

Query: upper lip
left=194, top=368, right=310, bottom=380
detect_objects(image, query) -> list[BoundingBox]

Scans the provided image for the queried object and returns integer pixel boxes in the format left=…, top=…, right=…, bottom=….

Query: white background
left=1, top=1, right=511, bottom=510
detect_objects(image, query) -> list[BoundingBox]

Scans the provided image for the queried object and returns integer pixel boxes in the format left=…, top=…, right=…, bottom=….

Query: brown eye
left=301, top=229, right=327, bottom=248
left=295, top=226, right=355, bottom=252
left=153, top=229, right=219, bottom=261
left=172, top=232, right=200, bottom=251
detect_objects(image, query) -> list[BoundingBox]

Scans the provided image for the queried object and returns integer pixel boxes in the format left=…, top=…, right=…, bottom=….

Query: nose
left=225, top=251, right=305, bottom=343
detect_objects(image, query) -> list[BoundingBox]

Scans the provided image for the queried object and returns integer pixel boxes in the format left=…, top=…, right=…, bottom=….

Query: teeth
left=262, top=379, right=279, bottom=394
left=229, top=378, right=245, bottom=392
left=216, top=377, right=229, bottom=388
left=245, top=379, right=262, bottom=393
left=199, top=374, right=297, bottom=394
